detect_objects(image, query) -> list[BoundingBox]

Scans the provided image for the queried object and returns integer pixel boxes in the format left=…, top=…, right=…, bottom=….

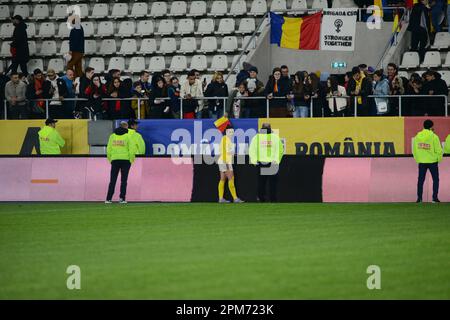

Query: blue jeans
left=293, top=106, right=309, bottom=118
left=431, top=4, right=444, bottom=33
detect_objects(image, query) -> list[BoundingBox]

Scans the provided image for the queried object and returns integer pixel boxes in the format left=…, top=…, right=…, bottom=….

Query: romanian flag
left=214, top=116, right=231, bottom=133
left=270, top=12, right=322, bottom=50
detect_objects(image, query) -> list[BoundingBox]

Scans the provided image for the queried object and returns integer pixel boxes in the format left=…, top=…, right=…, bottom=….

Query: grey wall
left=248, top=21, right=394, bottom=81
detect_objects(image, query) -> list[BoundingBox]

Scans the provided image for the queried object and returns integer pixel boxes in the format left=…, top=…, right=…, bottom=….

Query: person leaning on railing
left=25, top=68, right=52, bottom=119
left=5, top=72, right=28, bottom=119
left=422, top=70, right=448, bottom=116
left=149, top=76, right=170, bottom=119
left=326, top=75, right=347, bottom=117
left=265, top=67, right=291, bottom=118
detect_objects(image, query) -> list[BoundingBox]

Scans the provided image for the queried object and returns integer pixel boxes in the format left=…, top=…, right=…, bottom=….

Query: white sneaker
left=119, top=199, right=127, bottom=204
left=218, top=198, right=230, bottom=203
left=234, top=198, right=244, bottom=203
left=105, top=200, right=112, bottom=204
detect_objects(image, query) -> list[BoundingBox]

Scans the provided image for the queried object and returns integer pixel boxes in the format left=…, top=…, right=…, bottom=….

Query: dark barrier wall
left=191, top=156, right=325, bottom=202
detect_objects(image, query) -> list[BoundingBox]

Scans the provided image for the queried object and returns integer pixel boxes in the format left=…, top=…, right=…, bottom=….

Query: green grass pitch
left=0, top=203, right=449, bottom=299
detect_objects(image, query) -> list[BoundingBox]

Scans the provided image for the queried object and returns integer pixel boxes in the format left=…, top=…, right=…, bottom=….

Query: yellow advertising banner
left=258, top=117, right=405, bottom=155
left=0, top=120, right=89, bottom=155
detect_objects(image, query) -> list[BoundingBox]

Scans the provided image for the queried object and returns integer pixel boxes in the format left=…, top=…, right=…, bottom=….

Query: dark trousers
left=67, top=51, right=84, bottom=78
left=5, top=60, right=28, bottom=76
left=417, top=163, right=439, bottom=201
left=8, top=104, right=29, bottom=119
left=410, top=28, right=428, bottom=62
left=106, top=160, right=131, bottom=201
left=257, top=165, right=279, bottom=202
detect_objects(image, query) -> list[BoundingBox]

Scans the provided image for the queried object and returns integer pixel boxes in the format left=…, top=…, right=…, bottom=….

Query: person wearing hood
left=372, top=69, right=390, bottom=115
left=422, top=70, right=448, bottom=116
left=413, top=120, right=443, bottom=203
left=149, top=76, right=170, bottom=119
left=38, top=118, right=65, bottom=155
left=5, top=15, right=29, bottom=76
left=105, top=122, right=136, bottom=204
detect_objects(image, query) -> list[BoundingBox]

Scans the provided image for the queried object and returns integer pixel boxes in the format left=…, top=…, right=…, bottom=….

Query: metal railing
left=3, top=93, right=448, bottom=120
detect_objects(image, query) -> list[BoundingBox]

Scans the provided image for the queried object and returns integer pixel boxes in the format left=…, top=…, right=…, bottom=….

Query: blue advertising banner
left=116, top=119, right=259, bottom=156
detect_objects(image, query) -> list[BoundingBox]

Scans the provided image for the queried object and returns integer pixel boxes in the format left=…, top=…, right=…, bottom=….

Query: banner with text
left=320, top=9, right=358, bottom=51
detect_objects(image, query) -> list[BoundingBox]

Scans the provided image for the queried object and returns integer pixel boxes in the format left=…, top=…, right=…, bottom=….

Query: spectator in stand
left=149, top=76, right=170, bottom=119
left=168, top=77, right=181, bottom=119
left=57, top=69, right=77, bottom=119
left=107, top=77, right=122, bottom=119
left=67, top=17, right=85, bottom=78
left=372, top=69, right=390, bottom=115
left=280, top=65, right=294, bottom=88
left=45, top=69, right=62, bottom=119
left=25, top=69, right=51, bottom=118
left=408, top=0, right=430, bottom=63
left=84, top=74, right=107, bottom=120
left=162, top=69, right=172, bottom=87
left=0, top=72, right=10, bottom=119
left=131, top=82, right=149, bottom=119
left=430, top=0, right=445, bottom=34
left=291, top=71, right=309, bottom=118
left=347, top=66, right=373, bottom=116
left=326, top=75, right=347, bottom=117
left=405, top=75, right=425, bottom=116
left=389, top=75, right=405, bottom=115
left=76, top=67, right=95, bottom=118
left=247, top=66, right=265, bottom=93
left=305, top=72, right=322, bottom=117
left=136, top=71, right=152, bottom=97
left=204, top=72, right=229, bottom=119
left=229, top=81, right=248, bottom=118
left=422, top=70, right=448, bottom=116
left=344, top=71, right=352, bottom=90
left=265, top=67, right=291, bottom=118
left=5, top=72, right=28, bottom=119
left=193, top=69, right=207, bottom=93
left=5, top=15, right=29, bottom=76
left=105, top=69, right=121, bottom=88
left=180, top=70, right=204, bottom=119
left=386, top=63, right=398, bottom=91
left=119, top=78, right=134, bottom=119
left=244, top=79, right=265, bottom=118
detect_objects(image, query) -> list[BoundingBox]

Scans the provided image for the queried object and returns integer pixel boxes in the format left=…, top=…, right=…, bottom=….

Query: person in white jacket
left=180, top=70, right=204, bottom=119
left=326, top=76, right=347, bottom=117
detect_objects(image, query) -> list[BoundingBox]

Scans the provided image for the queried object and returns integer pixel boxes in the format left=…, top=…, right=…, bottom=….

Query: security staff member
left=249, top=123, right=284, bottom=202
left=127, top=119, right=146, bottom=155
left=38, top=118, right=65, bottom=155
left=444, top=134, right=450, bottom=154
left=412, top=120, right=443, bottom=203
left=105, top=123, right=136, bottom=204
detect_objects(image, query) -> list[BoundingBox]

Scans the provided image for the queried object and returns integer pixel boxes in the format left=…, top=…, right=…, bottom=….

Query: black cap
left=45, top=118, right=58, bottom=125
left=423, top=119, right=434, bottom=129
left=249, top=66, right=258, bottom=73
left=12, top=15, right=23, bottom=21
left=128, top=119, right=139, bottom=127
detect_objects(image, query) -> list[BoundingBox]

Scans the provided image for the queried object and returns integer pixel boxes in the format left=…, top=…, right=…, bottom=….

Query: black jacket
left=149, top=86, right=169, bottom=118
left=264, top=76, right=291, bottom=108
left=25, top=79, right=52, bottom=101
left=422, top=77, right=449, bottom=116
left=204, top=81, right=229, bottom=112
left=407, top=3, right=430, bottom=32
left=346, top=77, right=373, bottom=106
left=11, top=21, right=29, bottom=62
left=69, top=27, right=85, bottom=53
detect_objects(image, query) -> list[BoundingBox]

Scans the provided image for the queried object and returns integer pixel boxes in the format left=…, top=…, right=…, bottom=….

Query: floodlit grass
left=0, top=203, right=449, bottom=299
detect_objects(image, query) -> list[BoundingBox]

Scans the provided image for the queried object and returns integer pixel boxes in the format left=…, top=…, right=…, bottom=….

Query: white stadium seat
left=250, top=0, right=267, bottom=16
left=0, top=23, right=14, bottom=38
left=242, top=35, right=257, bottom=49
left=118, top=21, right=135, bottom=38
left=27, top=59, right=44, bottom=72
left=38, top=22, right=55, bottom=38
left=126, top=57, right=146, bottom=73
left=139, top=39, right=157, bottom=54
left=200, top=36, right=218, bottom=53
left=85, top=40, right=97, bottom=55
left=110, top=3, right=128, bottom=19
left=196, top=18, right=215, bottom=35
left=270, top=0, right=287, bottom=12
left=88, top=57, right=105, bottom=72
left=432, top=32, right=450, bottom=49
left=188, top=1, right=207, bottom=17
left=442, top=52, right=450, bottom=68
left=226, top=74, right=237, bottom=90
left=177, top=19, right=195, bottom=35
left=209, top=1, right=228, bottom=17
left=137, top=20, right=154, bottom=36
left=118, top=39, right=137, bottom=55
left=170, top=56, right=188, bottom=72
left=58, top=22, right=69, bottom=38
left=437, top=70, right=450, bottom=87
left=179, top=37, right=197, bottom=53
left=0, top=5, right=11, bottom=20
left=156, top=19, right=175, bottom=35
left=99, top=39, right=117, bottom=55
left=399, top=51, right=420, bottom=69
left=26, top=22, right=36, bottom=38
left=59, top=40, right=69, bottom=55
left=159, top=38, right=177, bottom=54
left=420, top=51, right=441, bottom=68
left=47, top=58, right=64, bottom=73
left=108, top=57, right=125, bottom=71
left=312, top=0, right=328, bottom=9
left=397, top=71, right=409, bottom=79
left=14, top=5, right=30, bottom=19
left=28, top=41, right=36, bottom=56
left=190, top=55, right=207, bottom=71
left=219, top=36, right=238, bottom=52
left=32, top=4, right=49, bottom=20
left=39, top=40, right=57, bottom=56
left=73, top=4, right=89, bottom=19
left=217, top=18, right=235, bottom=35
left=90, top=3, right=108, bottom=18
left=231, top=54, right=247, bottom=72
left=131, top=2, right=148, bottom=18
left=149, top=56, right=166, bottom=72
left=208, top=54, right=228, bottom=71
left=169, top=1, right=187, bottom=16
left=0, top=42, right=10, bottom=57
left=150, top=2, right=168, bottom=18
left=53, top=4, right=68, bottom=20
left=237, top=18, right=256, bottom=34
left=230, top=0, right=247, bottom=16
left=97, top=21, right=114, bottom=38
left=81, top=22, right=94, bottom=37
left=291, top=0, right=308, bottom=11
